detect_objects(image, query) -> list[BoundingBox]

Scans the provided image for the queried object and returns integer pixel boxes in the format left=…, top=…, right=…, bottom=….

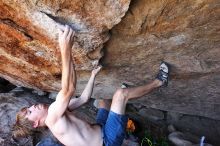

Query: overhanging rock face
left=101, top=0, right=220, bottom=120
left=0, top=0, right=220, bottom=121
left=0, top=0, right=130, bottom=91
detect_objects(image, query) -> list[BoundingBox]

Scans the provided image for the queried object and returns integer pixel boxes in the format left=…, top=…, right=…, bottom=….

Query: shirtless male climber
left=13, top=25, right=169, bottom=146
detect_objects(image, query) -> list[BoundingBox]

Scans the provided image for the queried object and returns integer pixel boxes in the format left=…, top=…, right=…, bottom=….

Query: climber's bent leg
left=110, top=80, right=161, bottom=115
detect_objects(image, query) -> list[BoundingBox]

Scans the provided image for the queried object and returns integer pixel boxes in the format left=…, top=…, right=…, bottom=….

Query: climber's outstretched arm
left=47, top=25, right=76, bottom=122
left=68, top=66, right=102, bottom=111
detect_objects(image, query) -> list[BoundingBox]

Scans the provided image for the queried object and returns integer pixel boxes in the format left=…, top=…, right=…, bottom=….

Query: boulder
left=138, top=107, right=164, bottom=121
left=101, top=0, right=220, bottom=121
left=0, top=0, right=220, bottom=144
left=0, top=0, right=130, bottom=91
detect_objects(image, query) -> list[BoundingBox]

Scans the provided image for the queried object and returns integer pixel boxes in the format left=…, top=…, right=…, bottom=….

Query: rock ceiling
left=0, top=0, right=220, bottom=120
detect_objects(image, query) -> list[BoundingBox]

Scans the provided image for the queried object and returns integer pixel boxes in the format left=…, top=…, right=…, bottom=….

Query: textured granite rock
left=138, top=107, right=164, bottom=121
left=167, top=112, right=220, bottom=145
left=101, top=0, right=220, bottom=121
left=0, top=0, right=220, bottom=130
left=0, top=0, right=130, bottom=91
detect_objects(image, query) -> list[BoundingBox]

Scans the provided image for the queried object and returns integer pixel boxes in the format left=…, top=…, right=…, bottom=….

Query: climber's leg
left=101, top=62, right=169, bottom=146
left=110, top=61, right=169, bottom=114
left=110, top=79, right=161, bottom=114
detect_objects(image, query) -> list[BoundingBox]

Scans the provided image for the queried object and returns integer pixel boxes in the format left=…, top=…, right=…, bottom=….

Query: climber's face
left=25, top=104, right=48, bottom=127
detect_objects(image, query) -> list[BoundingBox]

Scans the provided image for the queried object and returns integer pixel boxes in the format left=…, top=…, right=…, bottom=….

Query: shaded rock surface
left=168, top=125, right=213, bottom=146
left=0, top=86, right=97, bottom=146
left=126, top=104, right=220, bottom=145
left=138, top=107, right=164, bottom=121
left=0, top=93, right=36, bottom=146
left=0, top=0, right=220, bottom=145
left=167, top=112, right=220, bottom=145
left=0, top=0, right=219, bottom=121
left=0, top=82, right=220, bottom=145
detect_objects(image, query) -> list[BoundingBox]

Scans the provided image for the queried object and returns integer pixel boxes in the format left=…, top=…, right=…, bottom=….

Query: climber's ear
left=33, top=120, right=39, bottom=128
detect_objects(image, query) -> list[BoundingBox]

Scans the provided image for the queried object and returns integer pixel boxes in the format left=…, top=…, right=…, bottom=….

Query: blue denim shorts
left=96, top=108, right=128, bottom=146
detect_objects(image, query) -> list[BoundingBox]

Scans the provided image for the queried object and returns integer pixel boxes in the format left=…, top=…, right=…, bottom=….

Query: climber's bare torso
left=46, top=106, right=103, bottom=146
